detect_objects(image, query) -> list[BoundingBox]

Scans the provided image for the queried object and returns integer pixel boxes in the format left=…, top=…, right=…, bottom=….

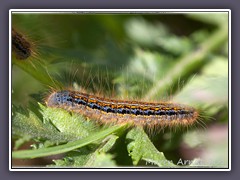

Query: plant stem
left=144, top=25, right=228, bottom=100
left=12, top=125, right=125, bottom=159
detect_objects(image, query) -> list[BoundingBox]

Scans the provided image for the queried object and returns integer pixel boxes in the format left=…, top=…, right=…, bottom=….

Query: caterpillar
left=12, top=28, right=33, bottom=60
left=46, top=90, right=199, bottom=128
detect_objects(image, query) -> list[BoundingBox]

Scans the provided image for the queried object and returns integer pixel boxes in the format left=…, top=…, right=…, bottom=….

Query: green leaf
left=39, top=103, right=98, bottom=139
left=51, top=135, right=119, bottom=167
left=12, top=125, right=125, bottom=159
left=126, top=127, right=176, bottom=167
left=12, top=103, right=97, bottom=144
left=12, top=104, right=72, bottom=144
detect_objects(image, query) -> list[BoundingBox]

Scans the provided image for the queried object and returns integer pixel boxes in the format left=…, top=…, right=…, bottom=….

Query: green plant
left=12, top=12, right=229, bottom=168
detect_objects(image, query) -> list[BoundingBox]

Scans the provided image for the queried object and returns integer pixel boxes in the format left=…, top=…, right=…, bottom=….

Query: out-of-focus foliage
left=12, top=12, right=229, bottom=168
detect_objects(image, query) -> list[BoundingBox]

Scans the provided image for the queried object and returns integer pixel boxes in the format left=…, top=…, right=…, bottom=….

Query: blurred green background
left=12, top=12, right=229, bottom=167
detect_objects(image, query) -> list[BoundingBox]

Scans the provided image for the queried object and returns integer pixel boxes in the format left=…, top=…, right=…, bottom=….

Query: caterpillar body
left=46, top=90, right=199, bottom=128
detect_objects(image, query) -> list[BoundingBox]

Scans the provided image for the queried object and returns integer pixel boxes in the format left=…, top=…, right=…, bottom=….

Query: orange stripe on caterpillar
left=46, top=90, right=199, bottom=127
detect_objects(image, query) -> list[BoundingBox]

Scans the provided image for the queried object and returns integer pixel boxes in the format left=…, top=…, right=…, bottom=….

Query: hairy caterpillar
left=46, top=90, right=199, bottom=128
left=12, top=28, right=33, bottom=60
